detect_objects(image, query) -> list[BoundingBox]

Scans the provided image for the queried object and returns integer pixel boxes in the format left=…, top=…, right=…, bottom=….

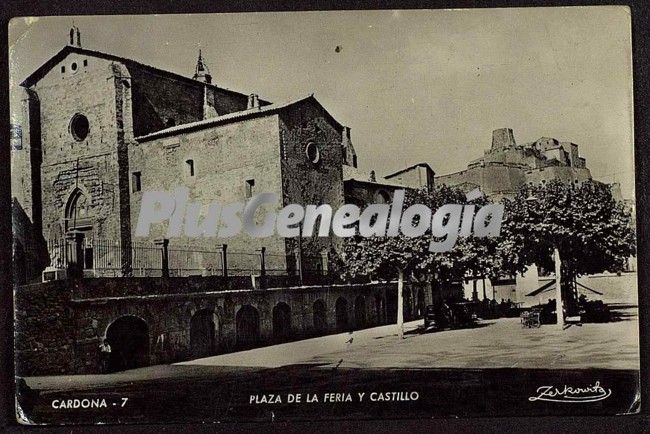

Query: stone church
left=11, top=29, right=427, bottom=282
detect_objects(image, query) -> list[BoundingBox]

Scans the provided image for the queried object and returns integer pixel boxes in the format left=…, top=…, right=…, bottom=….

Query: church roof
left=135, top=94, right=342, bottom=142
left=20, top=45, right=261, bottom=103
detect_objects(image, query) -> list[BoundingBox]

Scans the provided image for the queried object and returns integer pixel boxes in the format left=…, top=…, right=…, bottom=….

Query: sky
left=8, top=7, right=635, bottom=198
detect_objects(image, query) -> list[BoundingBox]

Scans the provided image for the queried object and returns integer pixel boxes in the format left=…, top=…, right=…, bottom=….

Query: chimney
left=491, top=128, right=516, bottom=151
left=247, top=94, right=260, bottom=109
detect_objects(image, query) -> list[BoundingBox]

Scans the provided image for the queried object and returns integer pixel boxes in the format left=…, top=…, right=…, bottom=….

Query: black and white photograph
left=8, top=7, right=640, bottom=424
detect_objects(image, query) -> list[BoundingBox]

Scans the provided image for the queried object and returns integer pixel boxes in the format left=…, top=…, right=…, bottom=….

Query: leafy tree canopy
left=497, top=180, right=636, bottom=277
left=341, top=185, right=500, bottom=282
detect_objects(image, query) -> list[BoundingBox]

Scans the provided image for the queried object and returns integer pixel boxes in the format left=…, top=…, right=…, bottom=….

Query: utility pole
left=297, top=223, right=303, bottom=285
left=397, top=269, right=404, bottom=339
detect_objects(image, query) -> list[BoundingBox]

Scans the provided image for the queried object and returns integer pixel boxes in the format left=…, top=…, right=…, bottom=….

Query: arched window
left=186, top=159, right=195, bottom=177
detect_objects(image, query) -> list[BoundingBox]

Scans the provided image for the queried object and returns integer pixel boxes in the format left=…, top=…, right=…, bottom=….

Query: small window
left=132, top=172, right=142, bottom=192
left=83, top=59, right=88, bottom=67
left=71, top=62, right=78, bottom=71
left=245, top=179, right=255, bottom=198
left=61, top=66, right=65, bottom=73
left=186, top=159, right=195, bottom=177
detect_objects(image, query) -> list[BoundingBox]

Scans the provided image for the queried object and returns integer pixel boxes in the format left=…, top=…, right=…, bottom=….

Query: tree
left=497, top=180, right=636, bottom=321
left=342, top=228, right=428, bottom=339
left=341, top=185, right=499, bottom=337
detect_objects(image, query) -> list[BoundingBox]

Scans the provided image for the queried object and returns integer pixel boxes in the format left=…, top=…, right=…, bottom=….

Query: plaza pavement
left=25, top=304, right=639, bottom=392
left=180, top=306, right=639, bottom=371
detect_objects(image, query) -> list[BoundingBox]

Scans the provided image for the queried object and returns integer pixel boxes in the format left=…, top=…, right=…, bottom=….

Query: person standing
left=99, top=339, right=112, bottom=373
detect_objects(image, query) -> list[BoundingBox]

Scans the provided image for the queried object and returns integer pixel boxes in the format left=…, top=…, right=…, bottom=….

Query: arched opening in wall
left=354, top=296, right=366, bottom=329
left=313, top=299, right=327, bottom=334
left=375, top=295, right=386, bottom=325
left=404, top=289, right=412, bottom=321
left=272, top=302, right=292, bottom=342
left=335, top=297, right=349, bottom=332
left=416, top=288, right=425, bottom=319
left=105, top=316, right=149, bottom=372
left=190, top=309, right=218, bottom=358
left=236, top=305, right=260, bottom=349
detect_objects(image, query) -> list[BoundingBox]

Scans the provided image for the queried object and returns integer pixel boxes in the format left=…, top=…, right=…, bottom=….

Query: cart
left=520, top=310, right=541, bottom=328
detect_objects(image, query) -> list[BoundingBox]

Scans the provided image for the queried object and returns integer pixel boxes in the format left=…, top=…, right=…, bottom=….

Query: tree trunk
left=397, top=268, right=404, bottom=339
left=554, top=248, right=564, bottom=328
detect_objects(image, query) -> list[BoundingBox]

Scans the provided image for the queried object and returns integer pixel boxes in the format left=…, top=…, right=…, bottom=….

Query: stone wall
left=129, top=67, right=205, bottom=137
left=130, top=114, right=288, bottom=271
left=14, top=278, right=433, bottom=376
left=32, top=54, right=124, bottom=242
left=279, top=100, right=347, bottom=266
left=524, top=165, right=592, bottom=186
left=436, top=163, right=527, bottom=198
left=384, top=165, right=434, bottom=190
left=14, top=281, right=77, bottom=375
left=127, top=64, right=253, bottom=137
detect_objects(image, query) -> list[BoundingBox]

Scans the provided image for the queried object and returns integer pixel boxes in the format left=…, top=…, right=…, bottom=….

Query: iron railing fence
left=45, top=237, right=331, bottom=280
